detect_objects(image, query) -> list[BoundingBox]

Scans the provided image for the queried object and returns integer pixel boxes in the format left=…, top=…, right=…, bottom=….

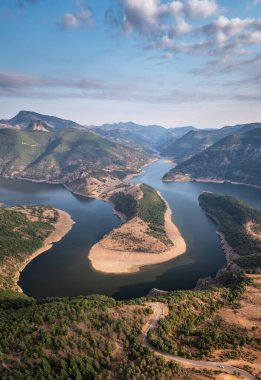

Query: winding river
left=1, top=159, right=260, bottom=299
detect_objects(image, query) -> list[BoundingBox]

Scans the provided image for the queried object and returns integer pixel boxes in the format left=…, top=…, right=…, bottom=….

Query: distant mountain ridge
left=0, top=111, right=85, bottom=131
left=164, top=127, right=261, bottom=187
left=89, top=121, right=196, bottom=151
left=159, top=122, right=261, bottom=162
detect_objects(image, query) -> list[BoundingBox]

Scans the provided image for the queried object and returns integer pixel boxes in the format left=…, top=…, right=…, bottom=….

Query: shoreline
left=124, top=157, right=159, bottom=184
left=13, top=209, right=75, bottom=293
left=194, top=211, right=239, bottom=290
left=163, top=175, right=261, bottom=190
left=88, top=193, right=186, bottom=274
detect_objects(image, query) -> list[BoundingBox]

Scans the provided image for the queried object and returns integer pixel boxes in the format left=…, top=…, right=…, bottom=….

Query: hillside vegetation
left=109, top=184, right=171, bottom=246
left=164, top=127, right=261, bottom=187
left=0, top=194, right=260, bottom=379
left=148, top=282, right=247, bottom=359
left=0, top=129, right=150, bottom=195
left=0, top=206, right=57, bottom=290
left=148, top=193, right=261, bottom=374
left=199, top=192, right=261, bottom=273
left=1, top=293, right=200, bottom=380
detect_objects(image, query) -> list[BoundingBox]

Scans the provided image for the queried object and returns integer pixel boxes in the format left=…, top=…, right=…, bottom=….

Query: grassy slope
left=164, top=128, right=261, bottom=186
left=138, top=184, right=171, bottom=244
left=0, top=206, right=58, bottom=290
left=109, top=184, right=172, bottom=245
left=0, top=129, right=150, bottom=182
left=138, top=184, right=166, bottom=227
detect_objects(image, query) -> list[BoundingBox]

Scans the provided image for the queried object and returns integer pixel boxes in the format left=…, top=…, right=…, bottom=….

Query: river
left=1, top=159, right=260, bottom=299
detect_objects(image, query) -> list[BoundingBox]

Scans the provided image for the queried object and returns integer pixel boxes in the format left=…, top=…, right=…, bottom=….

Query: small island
left=89, top=184, right=186, bottom=274
left=0, top=205, right=74, bottom=293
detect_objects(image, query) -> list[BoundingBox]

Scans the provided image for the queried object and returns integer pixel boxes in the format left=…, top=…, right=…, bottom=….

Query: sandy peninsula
left=88, top=195, right=186, bottom=274
left=13, top=209, right=74, bottom=293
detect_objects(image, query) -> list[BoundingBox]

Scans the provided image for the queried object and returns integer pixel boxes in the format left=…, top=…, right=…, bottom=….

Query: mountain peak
left=6, top=111, right=85, bottom=131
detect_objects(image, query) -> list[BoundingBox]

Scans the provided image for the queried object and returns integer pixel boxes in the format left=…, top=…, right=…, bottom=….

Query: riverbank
left=13, top=209, right=74, bottom=293
left=88, top=193, right=186, bottom=274
left=163, top=173, right=261, bottom=189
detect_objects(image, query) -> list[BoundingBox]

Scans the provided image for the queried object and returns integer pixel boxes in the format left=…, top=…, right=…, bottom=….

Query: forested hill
left=164, top=127, right=261, bottom=187
left=199, top=192, right=261, bottom=273
left=0, top=128, right=151, bottom=192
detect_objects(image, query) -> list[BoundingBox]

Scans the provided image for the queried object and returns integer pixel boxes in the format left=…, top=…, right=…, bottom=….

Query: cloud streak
left=1, top=69, right=260, bottom=105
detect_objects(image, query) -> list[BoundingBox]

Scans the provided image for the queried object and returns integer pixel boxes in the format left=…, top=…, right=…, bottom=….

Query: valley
left=2, top=1, right=261, bottom=378
left=0, top=112, right=260, bottom=380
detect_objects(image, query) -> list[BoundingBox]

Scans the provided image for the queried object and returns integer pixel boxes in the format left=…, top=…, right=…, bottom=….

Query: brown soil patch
left=245, top=222, right=261, bottom=242
left=212, top=275, right=261, bottom=378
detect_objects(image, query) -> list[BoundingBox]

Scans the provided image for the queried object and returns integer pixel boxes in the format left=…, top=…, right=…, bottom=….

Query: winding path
left=142, top=302, right=257, bottom=380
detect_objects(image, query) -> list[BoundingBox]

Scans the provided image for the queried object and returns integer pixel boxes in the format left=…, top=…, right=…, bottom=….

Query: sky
left=0, top=0, right=260, bottom=128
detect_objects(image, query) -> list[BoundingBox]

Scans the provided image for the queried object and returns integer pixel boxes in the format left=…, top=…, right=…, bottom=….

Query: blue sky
left=0, top=0, right=260, bottom=128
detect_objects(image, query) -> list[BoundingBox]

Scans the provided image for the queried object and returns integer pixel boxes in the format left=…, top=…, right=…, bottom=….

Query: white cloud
left=109, top=1, right=260, bottom=62
left=61, top=8, right=93, bottom=29
left=120, top=0, right=217, bottom=34
left=185, top=0, right=218, bottom=19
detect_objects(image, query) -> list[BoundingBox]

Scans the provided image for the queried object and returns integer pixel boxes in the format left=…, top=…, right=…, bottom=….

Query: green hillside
left=199, top=192, right=261, bottom=272
left=0, top=128, right=150, bottom=185
left=164, top=128, right=261, bottom=187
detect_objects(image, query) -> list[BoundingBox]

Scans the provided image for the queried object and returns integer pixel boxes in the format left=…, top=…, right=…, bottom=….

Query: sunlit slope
left=0, top=128, right=150, bottom=182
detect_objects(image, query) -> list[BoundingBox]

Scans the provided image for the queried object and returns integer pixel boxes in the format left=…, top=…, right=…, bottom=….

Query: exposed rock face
left=148, top=288, right=169, bottom=296
left=26, top=120, right=54, bottom=132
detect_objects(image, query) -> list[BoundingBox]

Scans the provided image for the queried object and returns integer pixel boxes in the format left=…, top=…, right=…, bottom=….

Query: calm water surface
left=1, top=159, right=260, bottom=299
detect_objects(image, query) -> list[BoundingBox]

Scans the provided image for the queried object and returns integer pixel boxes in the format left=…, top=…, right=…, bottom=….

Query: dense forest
left=199, top=192, right=261, bottom=273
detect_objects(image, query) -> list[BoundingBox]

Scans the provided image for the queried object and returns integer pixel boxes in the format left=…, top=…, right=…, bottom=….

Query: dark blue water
left=1, top=159, right=260, bottom=299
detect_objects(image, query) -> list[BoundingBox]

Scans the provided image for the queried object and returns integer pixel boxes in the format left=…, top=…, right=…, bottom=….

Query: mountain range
left=89, top=121, right=196, bottom=151
left=0, top=111, right=260, bottom=188
left=163, top=127, right=261, bottom=187
left=159, top=123, right=261, bottom=162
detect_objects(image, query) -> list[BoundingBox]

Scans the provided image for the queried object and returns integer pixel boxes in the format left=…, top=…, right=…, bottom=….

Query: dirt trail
left=142, top=302, right=257, bottom=380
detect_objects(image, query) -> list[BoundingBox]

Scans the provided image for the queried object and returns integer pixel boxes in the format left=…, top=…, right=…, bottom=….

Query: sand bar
left=88, top=195, right=186, bottom=274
